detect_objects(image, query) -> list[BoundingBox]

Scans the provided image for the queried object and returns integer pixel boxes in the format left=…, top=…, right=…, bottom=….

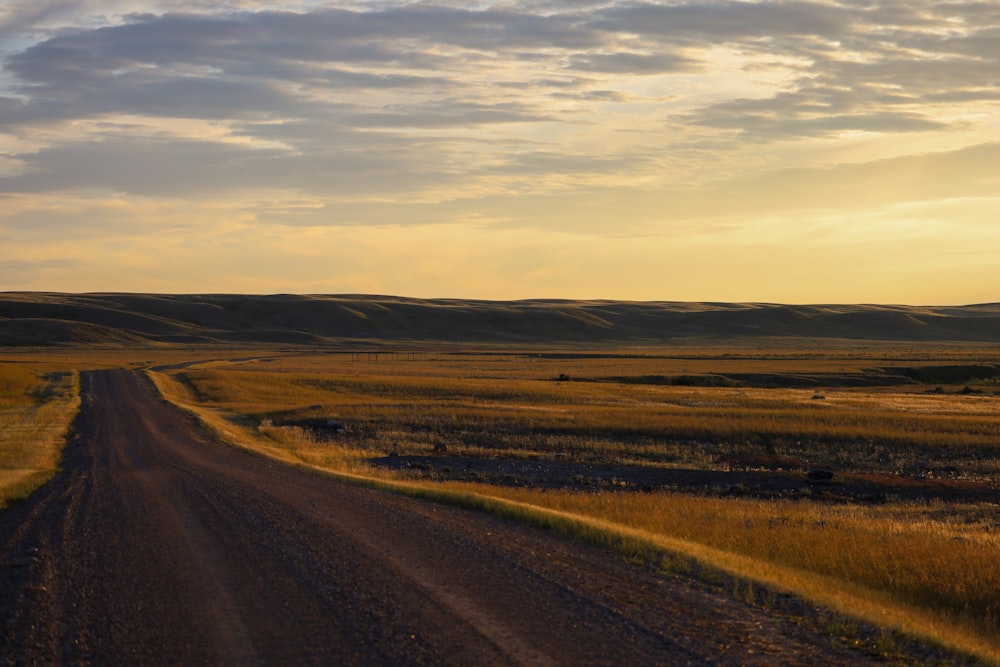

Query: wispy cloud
left=0, top=1, right=997, bottom=301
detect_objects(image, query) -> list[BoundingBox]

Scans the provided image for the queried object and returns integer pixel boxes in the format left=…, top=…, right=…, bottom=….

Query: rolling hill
left=1, top=292, right=999, bottom=346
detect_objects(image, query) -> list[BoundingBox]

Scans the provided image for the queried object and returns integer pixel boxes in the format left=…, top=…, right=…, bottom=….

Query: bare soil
left=0, top=370, right=970, bottom=665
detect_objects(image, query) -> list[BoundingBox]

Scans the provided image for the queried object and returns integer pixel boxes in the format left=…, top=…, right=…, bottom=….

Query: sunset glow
left=1, top=1, right=997, bottom=303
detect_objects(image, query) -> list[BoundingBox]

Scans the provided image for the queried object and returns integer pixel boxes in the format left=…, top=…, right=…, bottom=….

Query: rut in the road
left=2, top=369, right=891, bottom=666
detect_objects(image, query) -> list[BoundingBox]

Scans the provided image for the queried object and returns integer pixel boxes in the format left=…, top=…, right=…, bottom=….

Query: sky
left=0, top=1, right=997, bottom=304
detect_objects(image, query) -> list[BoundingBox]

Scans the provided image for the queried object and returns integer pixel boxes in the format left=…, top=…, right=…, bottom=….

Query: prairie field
left=175, top=346, right=1000, bottom=478
left=3, top=337, right=999, bottom=661
left=146, top=343, right=1000, bottom=661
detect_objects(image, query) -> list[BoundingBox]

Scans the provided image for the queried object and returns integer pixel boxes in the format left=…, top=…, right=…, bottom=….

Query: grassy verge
left=434, top=483, right=998, bottom=663
left=0, top=365, right=80, bottom=511
left=149, top=366, right=998, bottom=664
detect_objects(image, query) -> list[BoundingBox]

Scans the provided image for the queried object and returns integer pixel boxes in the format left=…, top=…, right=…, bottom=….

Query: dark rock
left=807, top=469, right=834, bottom=484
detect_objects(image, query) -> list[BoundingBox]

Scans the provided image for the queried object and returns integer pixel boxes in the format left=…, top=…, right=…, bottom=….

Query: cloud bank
left=1, top=1, right=997, bottom=302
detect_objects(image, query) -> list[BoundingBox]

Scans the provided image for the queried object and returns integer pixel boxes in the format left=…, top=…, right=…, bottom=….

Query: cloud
left=4, top=1, right=996, bottom=146
left=686, top=90, right=949, bottom=142
left=588, top=1, right=853, bottom=41
left=0, top=130, right=477, bottom=198
left=0, top=137, right=287, bottom=196
left=225, top=141, right=1000, bottom=240
left=689, top=142, right=1000, bottom=220
left=566, top=51, right=699, bottom=75
left=0, top=1, right=998, bottom=302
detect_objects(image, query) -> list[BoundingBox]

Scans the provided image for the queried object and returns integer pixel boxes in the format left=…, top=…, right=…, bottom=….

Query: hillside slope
left=1, top=293, right=998, bottom=346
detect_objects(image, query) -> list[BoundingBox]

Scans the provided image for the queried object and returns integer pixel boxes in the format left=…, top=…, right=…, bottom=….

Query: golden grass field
left=3, top=341, right=999, bottom=662
left=0, top=363, right=79, bottom=510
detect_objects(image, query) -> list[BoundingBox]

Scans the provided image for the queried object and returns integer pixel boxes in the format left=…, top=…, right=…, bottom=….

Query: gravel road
left=0, top=369, right=897, bottom=665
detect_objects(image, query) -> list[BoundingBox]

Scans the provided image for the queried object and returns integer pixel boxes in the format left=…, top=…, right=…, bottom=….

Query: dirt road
left=1, top=369, right=896, bottom=665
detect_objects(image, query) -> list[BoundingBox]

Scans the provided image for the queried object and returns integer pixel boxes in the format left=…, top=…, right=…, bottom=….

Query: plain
left=2, top=339, right=998, bottom=663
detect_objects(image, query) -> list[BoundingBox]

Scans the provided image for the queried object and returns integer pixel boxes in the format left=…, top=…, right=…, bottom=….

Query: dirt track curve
left=1, top=369, right=899, bottom=665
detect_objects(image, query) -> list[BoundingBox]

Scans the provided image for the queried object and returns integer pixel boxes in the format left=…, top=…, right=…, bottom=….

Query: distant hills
left=1, top=293, right=999, bottom=346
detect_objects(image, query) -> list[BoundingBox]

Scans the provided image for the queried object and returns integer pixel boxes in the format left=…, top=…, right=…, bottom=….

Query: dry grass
left=149, top=347, right=1000, bottom=662
left=0, top=364, right=80, bottom=509
left=178, top=352, right=1000, bottom=476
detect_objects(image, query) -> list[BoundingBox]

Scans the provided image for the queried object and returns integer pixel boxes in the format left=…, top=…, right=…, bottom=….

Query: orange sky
left=1, top=1, right=997, bottom=304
